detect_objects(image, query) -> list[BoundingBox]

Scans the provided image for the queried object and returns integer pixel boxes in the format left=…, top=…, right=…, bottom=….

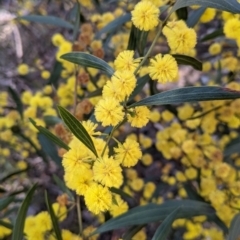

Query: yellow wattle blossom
left=200, top=8, right=216, bottom=23
left=35, top=211, right=52, bottom=232
left=129, top=178, right=144, bottom=191
left=114, top=50, right=140, bottom=72
left=17, top=63, right=29, bottom=75
left=163, top=20, right=197, bottom=54
left=84, top=183, right=112, bottom=214
left=52, top=202, right=67, bottom=222
left=64, top=168, right=93, bottom=196
left=0, top=219, right=12, bottom=239
left=93, top=156, right=123, bottom=188
left=62, top=138, right=91, bottom=172
left=114, top=137, right=142, bottom=167
left=127, top=106, right=150, bottom=128
left=95, top=97, right=124, bottom=126
left=41, top=70, right=50, bottom=79
left=103, top=71, right=136, bottom=102
left=148, top=54, right=178, bottom=83
left=131, top=1, right=160, bottom=31
left=208, top=42, right=222, bottom=55
left=224, top=18, right=240, bottom=39
left=109, top=194, right=129, bottom=217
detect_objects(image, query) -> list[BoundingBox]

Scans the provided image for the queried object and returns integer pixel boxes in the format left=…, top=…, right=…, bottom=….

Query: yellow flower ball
left=41, top=70, right=50, bottom=79
left=17, top=63, right=29, bottom=75
left=131, top=1, right=160, bottom=31
left=149, top=54, right=178, bottom=83
left=84, top=184, right=112, bottom=214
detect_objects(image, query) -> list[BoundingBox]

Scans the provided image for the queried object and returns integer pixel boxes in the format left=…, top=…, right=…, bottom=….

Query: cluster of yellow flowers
left=3, top=0, right=240, bottom=239
left=62, top=119, right=142, bottom=215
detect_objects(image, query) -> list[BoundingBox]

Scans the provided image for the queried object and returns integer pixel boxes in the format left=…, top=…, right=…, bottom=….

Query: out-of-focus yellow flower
left=17, top=63, right=29, bottom=75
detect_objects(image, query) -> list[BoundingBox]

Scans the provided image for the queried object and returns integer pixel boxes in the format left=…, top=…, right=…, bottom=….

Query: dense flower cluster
left=2, top=0, right=240, bottom=239
left=62, top=124, right=142, bottom=214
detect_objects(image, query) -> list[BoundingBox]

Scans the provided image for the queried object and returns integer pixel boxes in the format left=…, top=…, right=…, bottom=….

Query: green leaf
left=8, top=87, right=23, bottom=119
left=201, top=29, right=224, bottom=42
left=0, top=196, right=14, bottom=212
left=0, top=219, right=13, bottom=230
left=38, top=133, right=62, bottom=167
left=12, top=184, right=37, bottom=240
left=229, top=213, right=240, bottom=240
left=129, top=86, right=240, bottom=108
left=127, top=24, right=138, bottom=51
left=137, top=30, right=149, bottom=57
left=176, top=7, right=188, bottom=20
left=94, top=200, right=217, bottom=234
left=96, top=13, right=131, bottom=38
left=0, top=169, right=27, bottom=183
left=152, top=207, right=181, bottom=240
left=87, top=88, right=103, bottom=98
left=128, top=74, right=150, bottom=101
left=123, top=225, right=145, bottom=240
left=47, top=61, right=63, bottom=88
left=110, top=187, right=134, bottom=201
left=60, top=52, right=114, bottom=77
left=29, top=118, right=70, bottom=151
left=17, top=15, right=74, bottom=29
left=173, top=54, right=202, bottom=71
left=73, top=1, right=80, bottom=41
left=224, top=136, right=240, bottom=157
left=43, top=115, right=63, bottom=126
left=45, top=191, right=63, bottom=240
left=170, top=0, right=240, bottom=14
left=58, top=106, right=98, bottom=157
left=187, top=7, right=206, bottom=27
left=53, top=174, right=75, bottom=201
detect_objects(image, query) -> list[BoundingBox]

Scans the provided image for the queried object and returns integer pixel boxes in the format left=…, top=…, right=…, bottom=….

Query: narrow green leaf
left=43, top=115, right=63, bottom=126
left=53, top=174, right=75, bottom=201
left=110, top=187, right=134, bottom=200
left=29, top=118, right=70, bottom=151
left=94, top=200, right=217, bottom=234
left=45, top=191, right=63, bottom=240
left=170, top=0, right=240, bottom=14
left=128, top=74, right=150, bottom=101
left=224, top=136, right=240, bottom=157
left=176, top=7, right=188, bottom=20
left=12, top=184, right=37, bottom=240
left=138, top=30, right=149, bottom=57
left=0, top=196, right=14, bottom=212
left=58, top=106, right=98, bottom=157
left=187, top=7, right=206, bottom=27
left=184, top=183, right=205, bottom=202
left=96, top=13, right=131, bottom=38
left=123, top=225, right=145, bottom=240
left=0, top=169, right=27, bottom=183
left=60, top=52, right=114, bottom=77
left=17, top=15, right=74, bottom=29
left=38, top=133, right=62, bottom=167
left=152, top=207, right=181, bottom=240
left=47, top=61, right=63, bottom=88
left=127, top=24, right=138, bottom=51
left=173, top=54, right=202, bottom=70
left=229, top=213, right=240, bottom=240
left=201, top=29, right=224, bottom=42
left=129, top=86, right=240, bottom=108
left=73, top=1, right=80, bottom=41
left=87, top=88, right=103, bottom=98
left=0, top=219, right=13, bottom=230
left=8, top=87, right=23, bottom=119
